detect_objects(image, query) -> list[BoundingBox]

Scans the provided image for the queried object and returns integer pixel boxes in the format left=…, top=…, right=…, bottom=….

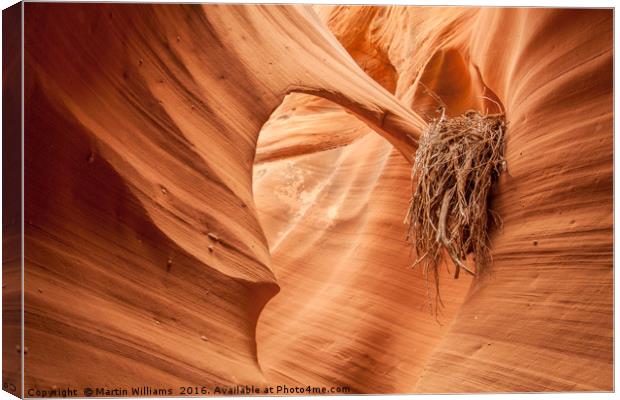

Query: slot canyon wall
left=255, top=6, right=613, bottom=392
left=13, top=4, right=612, bottom=395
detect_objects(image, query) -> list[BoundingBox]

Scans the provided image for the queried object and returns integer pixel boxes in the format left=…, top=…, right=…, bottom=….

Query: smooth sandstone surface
left=20, top=4, right=611, bottom=393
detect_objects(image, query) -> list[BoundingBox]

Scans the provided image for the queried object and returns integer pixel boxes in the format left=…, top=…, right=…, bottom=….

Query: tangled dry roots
left=405, top=109, right=506, bottom=313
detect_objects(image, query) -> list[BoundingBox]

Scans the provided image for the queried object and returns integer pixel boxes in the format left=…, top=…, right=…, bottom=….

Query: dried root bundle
left=405, top=109, right=506, bottom=312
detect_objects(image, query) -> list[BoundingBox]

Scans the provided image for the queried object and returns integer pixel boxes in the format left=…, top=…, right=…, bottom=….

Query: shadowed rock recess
left=20, top=4, right=611, bottom=394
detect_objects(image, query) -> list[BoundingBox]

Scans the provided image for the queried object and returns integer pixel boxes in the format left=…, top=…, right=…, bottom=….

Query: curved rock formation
left=20, top=4, right=612, bottom=394
left=23, top=3, right=424, bottom=390
left=255, top=6, right=612, bottom=393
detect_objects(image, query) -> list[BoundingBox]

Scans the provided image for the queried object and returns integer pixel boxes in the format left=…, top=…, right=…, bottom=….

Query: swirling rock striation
left=18, top=4, right=612, bottom=394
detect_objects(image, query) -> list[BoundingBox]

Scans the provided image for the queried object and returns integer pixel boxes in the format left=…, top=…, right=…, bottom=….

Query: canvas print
left=2, top=2, right=613, bottom=397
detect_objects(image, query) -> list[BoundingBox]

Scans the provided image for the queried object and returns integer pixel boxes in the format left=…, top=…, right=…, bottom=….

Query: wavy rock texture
left=256, top=6, right=613, bottom=393
left=23, top=3, right=422, bottom=390
left=21, top=4, right=612, bottom=394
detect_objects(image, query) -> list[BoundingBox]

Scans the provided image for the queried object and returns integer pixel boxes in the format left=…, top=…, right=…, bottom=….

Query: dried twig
left=405, top=109, right=507, bottom=314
